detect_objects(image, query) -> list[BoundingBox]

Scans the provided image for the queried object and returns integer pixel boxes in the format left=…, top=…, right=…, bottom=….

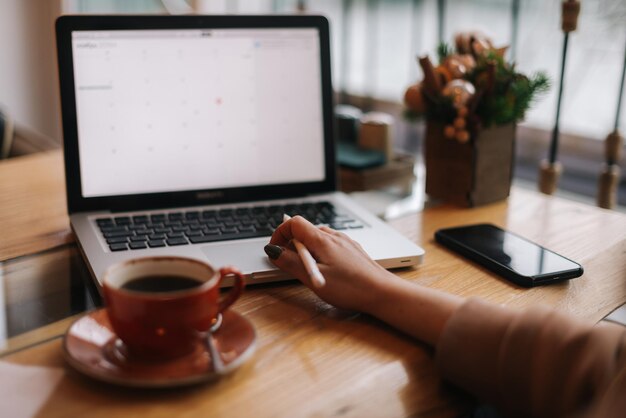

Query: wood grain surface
left=0, top=151, right=72, bottom=261
left=1, top=151, right=625, bottom=418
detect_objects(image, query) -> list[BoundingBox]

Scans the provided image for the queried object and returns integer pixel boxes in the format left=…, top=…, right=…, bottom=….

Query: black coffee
left=120, top=275, right=204, bottom=293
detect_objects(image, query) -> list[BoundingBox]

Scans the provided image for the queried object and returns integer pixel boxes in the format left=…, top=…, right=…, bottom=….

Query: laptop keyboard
left=94, top=201, right=364, bottom=252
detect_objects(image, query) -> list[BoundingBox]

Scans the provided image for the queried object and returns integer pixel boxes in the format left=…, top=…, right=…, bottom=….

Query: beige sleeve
left=435, top=298, right=626, bottom=418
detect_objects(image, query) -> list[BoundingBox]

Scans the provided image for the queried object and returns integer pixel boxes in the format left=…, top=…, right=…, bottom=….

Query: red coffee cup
left=102, top=256, right=245, bottom=361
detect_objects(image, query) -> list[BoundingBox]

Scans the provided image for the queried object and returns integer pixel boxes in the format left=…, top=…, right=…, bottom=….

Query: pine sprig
left=437, top=42, right=453, bottom=62
left=460, top=53, right=550, bottom=127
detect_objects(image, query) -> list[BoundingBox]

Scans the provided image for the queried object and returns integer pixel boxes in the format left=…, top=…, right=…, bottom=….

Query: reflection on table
left=0, top=245, right=100, bottom=354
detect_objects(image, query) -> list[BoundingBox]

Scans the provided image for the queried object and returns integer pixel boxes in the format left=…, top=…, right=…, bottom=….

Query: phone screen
left=436, top=224, right=582, bottom=282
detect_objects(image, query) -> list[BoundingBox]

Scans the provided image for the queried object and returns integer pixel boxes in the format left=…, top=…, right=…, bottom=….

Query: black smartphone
left=434, top=223, right=583, bottom=287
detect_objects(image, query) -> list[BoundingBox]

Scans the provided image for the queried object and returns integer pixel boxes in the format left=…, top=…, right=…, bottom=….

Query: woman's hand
left=264, top=215, right=400, bottom=314
left=265, top=215, right=462, bottom=345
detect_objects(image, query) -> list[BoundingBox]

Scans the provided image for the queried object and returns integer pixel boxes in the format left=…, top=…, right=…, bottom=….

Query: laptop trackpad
left=199, top=239, right=275, bottom=274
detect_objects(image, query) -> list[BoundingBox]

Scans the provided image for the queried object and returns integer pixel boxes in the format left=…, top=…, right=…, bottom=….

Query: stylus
left=282, top=214, right=326, bottom=288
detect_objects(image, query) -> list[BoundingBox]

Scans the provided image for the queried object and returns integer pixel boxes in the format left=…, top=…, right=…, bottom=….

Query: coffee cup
left=102, top=256, right=245, bottom=361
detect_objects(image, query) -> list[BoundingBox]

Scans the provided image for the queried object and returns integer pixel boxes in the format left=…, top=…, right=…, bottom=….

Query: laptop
left=55, top=15, right=424, bottom=287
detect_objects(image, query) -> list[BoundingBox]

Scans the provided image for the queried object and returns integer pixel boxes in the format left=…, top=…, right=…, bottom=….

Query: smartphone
left=434, top=223, right=583, bottom=287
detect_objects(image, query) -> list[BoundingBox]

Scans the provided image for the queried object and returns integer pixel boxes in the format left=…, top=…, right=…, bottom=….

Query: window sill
left=340, top=94, right=626, bottom=208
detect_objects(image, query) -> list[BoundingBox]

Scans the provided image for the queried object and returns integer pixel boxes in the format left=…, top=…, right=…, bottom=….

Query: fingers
left=268, top=216, right=371, bottom=271
left=270, top=216, right=327, bottom=256
left=319, top=226, right=369, bottom=256
left=263, top=244, right=313, bottom=288
left=318, top=226, right=345, bottom=237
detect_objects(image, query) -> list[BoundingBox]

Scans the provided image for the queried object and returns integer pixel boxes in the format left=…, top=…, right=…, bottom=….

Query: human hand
left=264, top=216, right=400, bottom=313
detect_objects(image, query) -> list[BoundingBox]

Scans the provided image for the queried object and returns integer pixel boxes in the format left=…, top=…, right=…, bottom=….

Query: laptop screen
left=70, top=28, right=326, bottom=198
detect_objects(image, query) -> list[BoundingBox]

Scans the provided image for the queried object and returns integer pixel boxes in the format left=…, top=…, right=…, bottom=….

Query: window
left=64, top=0, right=626, bottom=206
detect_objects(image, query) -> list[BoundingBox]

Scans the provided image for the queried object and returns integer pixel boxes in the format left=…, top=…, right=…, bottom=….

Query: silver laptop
left=56, top=15, right=424, bottom=287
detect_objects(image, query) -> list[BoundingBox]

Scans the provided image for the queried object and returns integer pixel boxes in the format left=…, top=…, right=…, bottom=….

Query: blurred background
left=1, top=0, right=625, bottom=206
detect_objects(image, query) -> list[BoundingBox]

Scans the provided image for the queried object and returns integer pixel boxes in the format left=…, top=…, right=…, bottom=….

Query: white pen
left=282, top=214, right=326, bottom=288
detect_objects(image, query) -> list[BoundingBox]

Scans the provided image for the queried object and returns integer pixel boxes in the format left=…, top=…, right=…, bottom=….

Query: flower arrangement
left=404, top=32, right=550, bottom=143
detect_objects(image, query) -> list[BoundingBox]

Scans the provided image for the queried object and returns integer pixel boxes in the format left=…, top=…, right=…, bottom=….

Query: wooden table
left=0, top=151, right=72, bottom=261
left=1, top=150, right=625, bottom=417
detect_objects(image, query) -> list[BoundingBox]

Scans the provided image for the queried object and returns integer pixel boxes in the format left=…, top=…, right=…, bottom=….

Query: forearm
left=366, top=274, right=463, bottom=346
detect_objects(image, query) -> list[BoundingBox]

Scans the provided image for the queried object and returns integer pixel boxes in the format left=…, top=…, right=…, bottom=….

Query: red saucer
left=63, top=308, right=256, bottom=388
